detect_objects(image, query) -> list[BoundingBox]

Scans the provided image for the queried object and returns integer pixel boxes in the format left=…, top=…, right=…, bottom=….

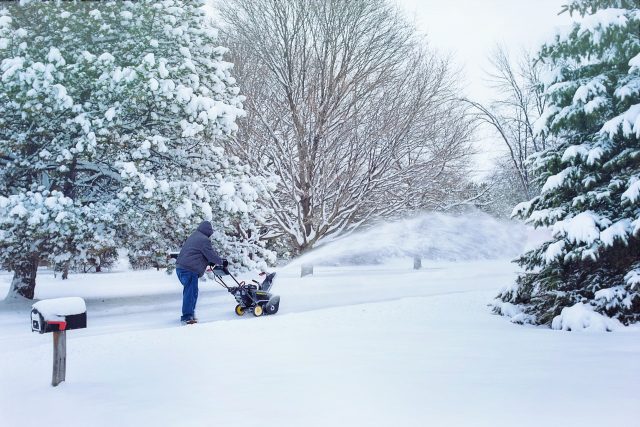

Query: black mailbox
left=31, top=297, right=87, bottom=334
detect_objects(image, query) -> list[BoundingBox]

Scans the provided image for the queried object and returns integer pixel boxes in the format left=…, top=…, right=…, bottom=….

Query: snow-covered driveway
left=1, top=260, right=638, bottom=427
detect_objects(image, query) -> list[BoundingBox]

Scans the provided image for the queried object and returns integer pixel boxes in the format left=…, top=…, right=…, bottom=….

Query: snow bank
left=32, top=297, right=86, bottom=320
left=551, top=302, right=621, bottom=332
left=1, top=267, right=638, bottom=427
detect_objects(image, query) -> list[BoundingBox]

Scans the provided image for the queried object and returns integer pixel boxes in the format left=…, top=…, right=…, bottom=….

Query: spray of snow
left=283, top=212, right=529, bottom=272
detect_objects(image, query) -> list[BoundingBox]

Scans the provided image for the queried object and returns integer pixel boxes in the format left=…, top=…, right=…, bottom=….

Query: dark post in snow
left=52, top=331, right=67, bottom=386
left=413, top=255, right=422, bottom=270
left=31, top=297, right=87, bottom=387
left=301, top=263, right=314, bottom=277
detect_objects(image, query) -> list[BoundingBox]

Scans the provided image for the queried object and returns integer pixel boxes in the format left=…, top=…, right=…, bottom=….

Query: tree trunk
left=62, top=264, right=69, bottom=280
left=6, top=254, right=39, bottom=300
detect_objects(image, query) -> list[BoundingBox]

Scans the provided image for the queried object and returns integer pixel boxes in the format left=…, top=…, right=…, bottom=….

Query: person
left=175, top=220, right=227, bottom=324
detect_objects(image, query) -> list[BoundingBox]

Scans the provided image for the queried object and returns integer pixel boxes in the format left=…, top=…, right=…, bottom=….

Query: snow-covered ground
left=1, top=259, right=638, bottom=427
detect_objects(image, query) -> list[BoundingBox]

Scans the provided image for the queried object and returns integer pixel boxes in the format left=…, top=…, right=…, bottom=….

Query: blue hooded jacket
left=176, top=221, right=223, bottom=276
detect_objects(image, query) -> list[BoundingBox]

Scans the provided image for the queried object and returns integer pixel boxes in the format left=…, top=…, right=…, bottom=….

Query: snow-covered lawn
left=1, top=260, right=638, bottom=427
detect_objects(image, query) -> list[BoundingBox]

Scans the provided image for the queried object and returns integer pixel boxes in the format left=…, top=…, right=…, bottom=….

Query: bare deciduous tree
left=467, top=45, right=550, bottom=202
left=219, top=0, right=475, bottom=253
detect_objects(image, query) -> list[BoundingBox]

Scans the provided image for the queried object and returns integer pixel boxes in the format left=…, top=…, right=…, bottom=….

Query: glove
left=222, top=258, right=229, bottom=268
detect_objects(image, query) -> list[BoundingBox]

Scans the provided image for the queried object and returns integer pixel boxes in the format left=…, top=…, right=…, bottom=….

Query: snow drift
left=551, top=302, right=623, bottom=332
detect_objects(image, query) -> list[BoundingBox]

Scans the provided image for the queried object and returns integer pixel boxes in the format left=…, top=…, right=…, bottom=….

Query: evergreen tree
left=0, top=0, right=273, bottom=299
left=495, top=0, right=640, bottom=327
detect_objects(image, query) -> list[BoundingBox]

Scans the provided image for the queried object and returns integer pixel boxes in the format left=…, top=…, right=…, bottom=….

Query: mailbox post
left=413, top=255, right=422, bottom=270
left=31, top=297, right=87, bottom=387
left=52, top=327, right=66, bottom=386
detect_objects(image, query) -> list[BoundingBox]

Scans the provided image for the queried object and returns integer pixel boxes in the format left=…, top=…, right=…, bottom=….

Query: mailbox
left=31, top=297, right=87, bottom=334
left=31, top=297, right=87, bottom=387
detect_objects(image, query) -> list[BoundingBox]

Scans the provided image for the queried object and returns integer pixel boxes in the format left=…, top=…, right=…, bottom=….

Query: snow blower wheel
left=253, top=305, right=264, bottom=317
left=235, top=304, right=245, bottom=316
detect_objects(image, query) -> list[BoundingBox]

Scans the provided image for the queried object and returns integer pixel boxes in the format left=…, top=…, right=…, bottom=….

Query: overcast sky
left=395, top=0, right=573, bottom=175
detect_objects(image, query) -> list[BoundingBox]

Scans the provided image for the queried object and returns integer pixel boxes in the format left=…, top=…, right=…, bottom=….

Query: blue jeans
left=176, top=268, right=199, bottom=321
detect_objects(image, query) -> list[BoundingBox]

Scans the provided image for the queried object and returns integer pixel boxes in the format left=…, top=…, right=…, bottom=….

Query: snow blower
left=209, top=265, right=280, bottom=317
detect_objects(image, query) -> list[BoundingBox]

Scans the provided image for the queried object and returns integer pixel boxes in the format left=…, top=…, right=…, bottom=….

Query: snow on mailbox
left=31, top=297, right=87, bottom=333
left=31, top=297, right=87, bottom=386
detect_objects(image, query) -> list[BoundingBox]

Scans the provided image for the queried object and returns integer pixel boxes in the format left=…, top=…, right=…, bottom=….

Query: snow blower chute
left=209, top=265, right=280, bottom=317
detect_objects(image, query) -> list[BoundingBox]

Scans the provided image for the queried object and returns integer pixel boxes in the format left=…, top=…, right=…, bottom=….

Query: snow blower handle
left=208, top=260, right=230, bottom=275
left=207, top=264, right=234, bottom=290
